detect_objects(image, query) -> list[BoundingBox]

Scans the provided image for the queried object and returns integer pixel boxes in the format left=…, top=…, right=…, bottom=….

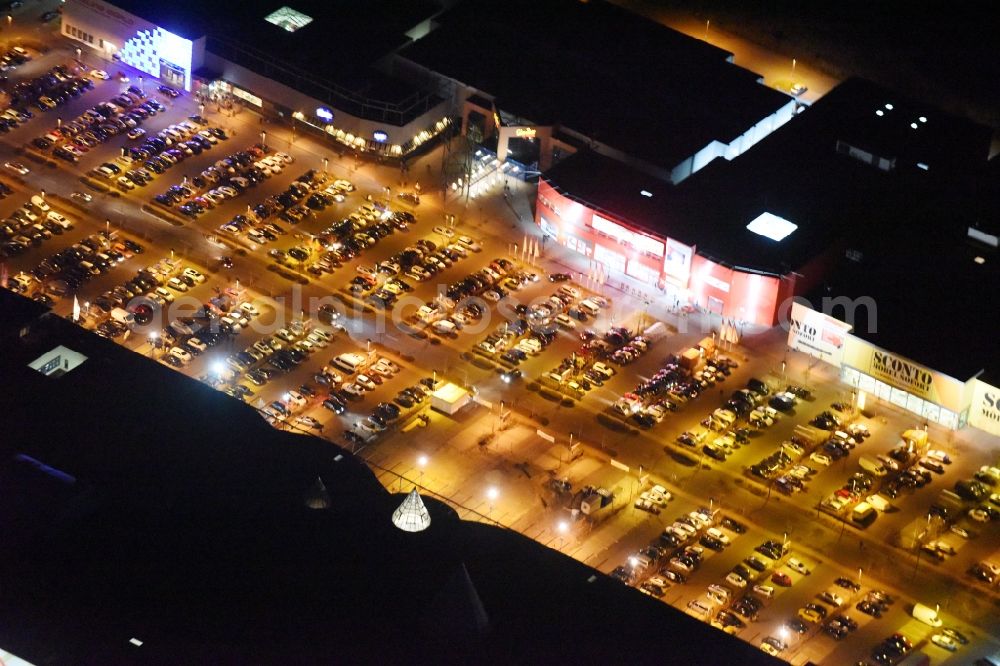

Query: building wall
left=536, top=179, right=785, bottom=326
left=63, top=0, right=202, bottom=91
left=201, top=52, right=450, bottom=148
left=787, top=301, right=997, bottom=433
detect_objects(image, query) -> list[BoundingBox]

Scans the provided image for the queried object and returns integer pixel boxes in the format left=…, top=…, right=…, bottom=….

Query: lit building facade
left=535, top=178, right=796, bottom=326
left=61, top=0, right=451, bottom=159
left=788, top=302, right=1000, bottom=435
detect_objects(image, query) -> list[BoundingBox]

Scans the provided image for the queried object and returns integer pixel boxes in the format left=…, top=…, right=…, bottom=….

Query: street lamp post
left=323, top=157, right=329, bottom=173
left=487, top=486, right=499, bottom=522
left=199, top=103, right=205, bottom=117
left=148, top=332, right=158, bottom=357
left=557, top=520, right=569, bottom=550
left=417, top=454, right=428, bottom=487
left=260, top=130, right=267, bottom=150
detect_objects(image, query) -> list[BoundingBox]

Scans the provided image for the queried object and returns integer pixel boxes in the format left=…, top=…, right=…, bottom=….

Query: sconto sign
left=870, top=351, right=933, bottom=396
left=969, top=380, right=1000, bottom=436
left=787, top=302, right=850, bottom=364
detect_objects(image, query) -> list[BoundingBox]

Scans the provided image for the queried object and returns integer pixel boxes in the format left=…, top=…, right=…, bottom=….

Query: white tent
left=392, top=489, right=431, bottom=532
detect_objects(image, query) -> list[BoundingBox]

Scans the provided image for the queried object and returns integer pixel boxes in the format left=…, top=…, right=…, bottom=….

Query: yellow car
left=797, top=607, right=823, bottom=624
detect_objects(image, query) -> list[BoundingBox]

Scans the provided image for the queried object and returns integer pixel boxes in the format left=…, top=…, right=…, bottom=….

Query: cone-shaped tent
left=304, top=476, right=331, bottom=510
left=392, top=489, right=431, bottom=532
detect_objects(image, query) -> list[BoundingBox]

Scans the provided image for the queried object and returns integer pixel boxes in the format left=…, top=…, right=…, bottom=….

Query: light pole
left=148, top=331, right=158, bottom=357
left=857, top=567, right=863, bottom=589
left=138, top=76, right=143, bottom=93
left=76, top=47, right=82, bottom=61
left=322, top=157, right=329, bottom=173
left=417, top=454, right=428, bottom=487
left=105, top=219, right=110, bottom=237
left=557, top=520, right=569, bottom=550
left=260, top=130, right=266, bottom=150
left=57, top=117, right=62, bottom=129
left=487, top=486, right=499, bottom=522
left=199, top=103, right=205, bottom=117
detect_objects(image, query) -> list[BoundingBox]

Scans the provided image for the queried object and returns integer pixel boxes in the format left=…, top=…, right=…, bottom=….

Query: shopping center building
left=532, top=78, right=994, bottom=327
left=396, top=0, right=795, bottom=178
left=61, top=0, right=452, bottom=158
left=785, top=143, right=999, bottom=434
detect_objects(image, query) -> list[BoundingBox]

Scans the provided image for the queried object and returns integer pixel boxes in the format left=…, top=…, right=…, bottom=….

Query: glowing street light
left=417, top=454, right=428, bottom=486
left=557, top=520, right=569, bottom=550
left=486, top=486, right=499, bottom=521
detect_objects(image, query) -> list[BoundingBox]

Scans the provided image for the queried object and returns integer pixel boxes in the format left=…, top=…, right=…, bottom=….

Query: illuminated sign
left=703, top=275, right=730, bottom=293
left=373, top=130, right=388, bottom=143
left=316, top=107, right=333, bottom=122
left=871, top=351, right=933, bottom=395
left=969, top=380, right=1000, bottom=436
left=232, top=87, right=262, bottom=107
left=663, top=238, right=692, bottom=281
left=787, top=301, right=852, bottom=364
left=592, top=214, right=664, bottom=257
left=514, top=127, right=537, bottom=139
left=118, top=25, right=193, bottom=91
left=840, top=338, right=967, bottom=410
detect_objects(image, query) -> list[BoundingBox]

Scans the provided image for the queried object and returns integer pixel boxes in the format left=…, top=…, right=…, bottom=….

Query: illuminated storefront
left=535, top=179, right=789, bottom=326
left=63, top=0, right=202, bottom=91
left=788, top=301, right=998, bottom=434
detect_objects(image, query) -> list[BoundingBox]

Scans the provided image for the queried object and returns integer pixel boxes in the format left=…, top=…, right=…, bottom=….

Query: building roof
left=399, top=0, right=791, bottom=171
left=0, top=299, right=779, bottom=664
left=0, top=288, right=50, bottom=336
left=542, top=78, right=994, bottom=276
left=107, top=0, right=442, bottom=123
left=808, top=166, right=1000, bottom=382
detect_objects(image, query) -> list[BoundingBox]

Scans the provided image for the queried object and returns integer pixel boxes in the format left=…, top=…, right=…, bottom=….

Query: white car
left=181, top=267, right=205, bottom=284
left=650, top=484, right=672, bottom=502
left=168, top=347, right=192, bottom=363
left=705, top=527, right=730, bottom=545
left=555, top=313, right=577, bottom=329
left=274, top=151, right=294, bottom=164
left=433, top=225, right=455, bottom=238
left=167, top=277, right=189, bottom=292
left=185, top=337, right=207, bottom=353
left=931, top=633, right=958, bottom=652
left=90, top=69, right=110, bottom=80
left=333, top=179, right=355, bottom=192
left=294, top=415, right=323, bottom=430
left=725, top=572, right=748, bottom=588
left=306, top=332, right=329, bottom=348
left=342, top=383, right=366, bottom=397
left=5, top=161, right=30, bottom=176
left=283, top=391, right=307, bottom=409
left=154, top=287, right=176, bottom=303
left=786, top=558, right=811, bottom=575
left=456, top=235, right=482, bottom=252
left=810, top=452, right=832, bottom=466
left=355, top=374, right=377, bottom=390
left=753, top=584, right=775, bottom=599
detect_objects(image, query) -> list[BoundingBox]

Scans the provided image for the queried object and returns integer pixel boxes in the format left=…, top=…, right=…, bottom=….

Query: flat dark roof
left=400, top=0, right=791, bottom=171
left=542, top=78, right=994, bottom=277
left=809, top=172, right=999, bottom=382
left=108, top=0, right=442, bottom=121
left=0, top=301, right=778, bottom=664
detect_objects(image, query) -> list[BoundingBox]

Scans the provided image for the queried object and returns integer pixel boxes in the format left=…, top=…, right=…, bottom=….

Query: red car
left=771, top=571, right=793, bottom=587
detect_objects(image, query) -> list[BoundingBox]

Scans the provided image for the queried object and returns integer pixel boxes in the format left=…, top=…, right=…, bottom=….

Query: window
left=565, top=235, right=591, bottom=257
left=594, top=244, right=626, bottom=274
left=626, top=260, right=659, bottom=285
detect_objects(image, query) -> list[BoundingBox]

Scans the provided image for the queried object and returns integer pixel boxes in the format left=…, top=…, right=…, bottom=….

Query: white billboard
left=969, top=379, right=1000, bottom=437
left=787, top=301, right=852, bottom=365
